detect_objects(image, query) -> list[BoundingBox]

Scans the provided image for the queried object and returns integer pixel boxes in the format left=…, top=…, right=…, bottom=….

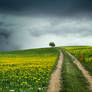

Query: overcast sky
left=0, top=0, right=92, bottom=51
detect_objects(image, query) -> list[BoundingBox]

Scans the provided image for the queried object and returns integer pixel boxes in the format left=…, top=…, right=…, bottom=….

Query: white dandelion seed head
left=10, top=90, right=15, bottom=92
left=38, top=88, right=41, bottom=90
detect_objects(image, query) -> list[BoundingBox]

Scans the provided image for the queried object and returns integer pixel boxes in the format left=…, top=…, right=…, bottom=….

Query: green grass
left=61, top=49, right=90, bottom=92
left=0, top=48, right=59, bottom=57
left=0, top=48, right=60, bottom=92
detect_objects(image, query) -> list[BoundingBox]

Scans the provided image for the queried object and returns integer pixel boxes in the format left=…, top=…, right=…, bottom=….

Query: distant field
left=0, top=48, right=59, bottom=92
left=63, top=46, right=92, bottom=75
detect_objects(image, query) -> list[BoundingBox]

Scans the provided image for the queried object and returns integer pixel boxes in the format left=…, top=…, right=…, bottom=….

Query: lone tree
left=49, top=42, right=55, bottom=48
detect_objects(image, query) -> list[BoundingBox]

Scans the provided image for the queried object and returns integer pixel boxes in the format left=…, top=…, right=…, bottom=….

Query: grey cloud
left=0, top=22, right=4, bottom=26
left=0, top=29, right=10, bottom=39
left=0, top=27, right=20, bottom=51
left=0, top=14, right=92, bottom=51
left=28, top=18, right=92, bottom=38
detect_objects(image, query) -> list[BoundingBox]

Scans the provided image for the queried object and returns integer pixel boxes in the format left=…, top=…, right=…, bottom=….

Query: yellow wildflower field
left=0, top=48, right=59, bottom=92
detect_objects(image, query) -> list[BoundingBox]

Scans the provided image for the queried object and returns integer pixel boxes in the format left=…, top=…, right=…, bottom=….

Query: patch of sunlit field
left=63, top=46, right=92, bottom=76
left=0, top=48, right=59, bottom=92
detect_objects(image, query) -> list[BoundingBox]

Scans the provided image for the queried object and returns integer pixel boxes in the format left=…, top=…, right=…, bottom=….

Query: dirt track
left=46, top=51, right=63, bottom=92
left=66, top=51, right=92, bottom=91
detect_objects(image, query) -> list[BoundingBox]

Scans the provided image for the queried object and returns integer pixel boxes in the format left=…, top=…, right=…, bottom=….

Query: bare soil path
left=46, top=50, right=63, bottom=92
left=66, top=51, right=92, bottom=91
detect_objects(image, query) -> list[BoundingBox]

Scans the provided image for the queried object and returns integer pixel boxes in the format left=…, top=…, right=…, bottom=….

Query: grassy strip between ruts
left=61, top=49, right=91, bottom=92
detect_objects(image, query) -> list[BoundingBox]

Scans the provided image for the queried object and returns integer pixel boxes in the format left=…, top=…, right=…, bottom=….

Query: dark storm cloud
left=0, top=22, right=4, bottom=26
left=0, top=0, right=92, bottom=16
left=0, top=29, right=10, bottom=38
left=0, top=27, right=20, bottom=51
left=0, top=28, right=11, bottom=51
left=0, top=0, right=32, bottom=11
